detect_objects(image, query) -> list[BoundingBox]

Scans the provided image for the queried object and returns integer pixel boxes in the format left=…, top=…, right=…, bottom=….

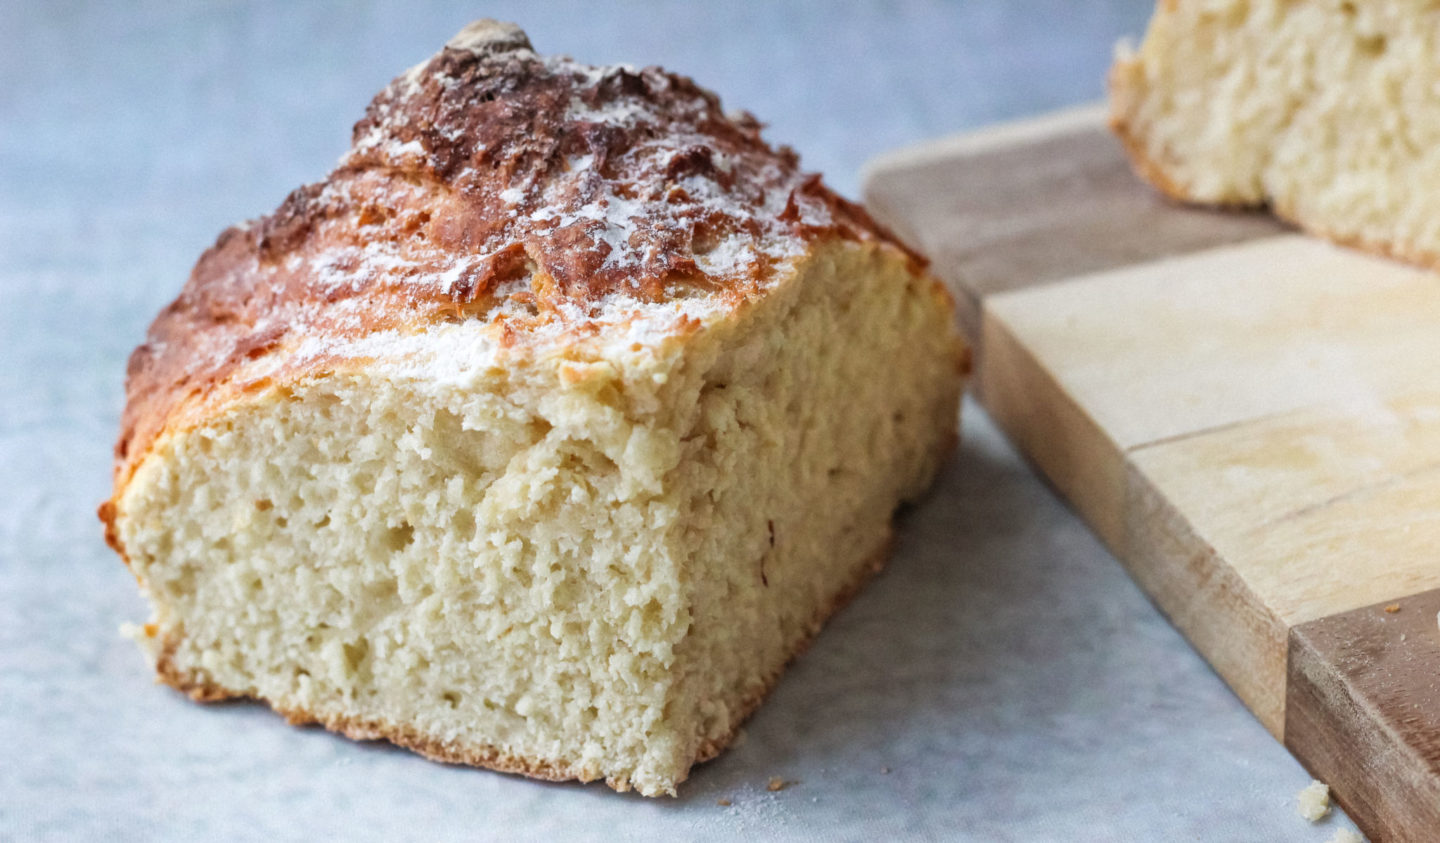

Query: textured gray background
left=1, top=2, right=1365, bottom=840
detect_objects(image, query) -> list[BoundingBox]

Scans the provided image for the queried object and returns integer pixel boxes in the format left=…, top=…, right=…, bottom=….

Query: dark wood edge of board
left=1287, top=590, right=1440, bottom=842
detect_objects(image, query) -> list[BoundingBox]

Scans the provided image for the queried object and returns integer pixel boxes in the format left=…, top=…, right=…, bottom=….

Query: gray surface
left=0, top=2, right=1364, bottom=840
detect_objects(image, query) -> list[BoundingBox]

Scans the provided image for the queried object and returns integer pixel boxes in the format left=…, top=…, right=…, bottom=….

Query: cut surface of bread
left=100, top=21, right=965, bottom=796
left=1110, top=0, right=1440, bottom=267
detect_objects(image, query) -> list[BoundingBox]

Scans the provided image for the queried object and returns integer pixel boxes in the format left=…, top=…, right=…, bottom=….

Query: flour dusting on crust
left=112, top=19, right=916, bottom=485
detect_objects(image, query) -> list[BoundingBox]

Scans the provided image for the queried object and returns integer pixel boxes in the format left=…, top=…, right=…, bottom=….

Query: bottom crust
left=150, top=532, right=897, bottom=795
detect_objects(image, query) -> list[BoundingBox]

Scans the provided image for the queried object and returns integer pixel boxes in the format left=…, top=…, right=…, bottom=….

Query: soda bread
left=99, top=21, right=965, bottom=795
left=1111, top=0, right=1440, bottom=267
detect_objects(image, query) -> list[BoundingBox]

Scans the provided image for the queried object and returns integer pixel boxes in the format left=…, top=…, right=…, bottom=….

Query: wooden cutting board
left=864, top=104, right=1440, bottom=842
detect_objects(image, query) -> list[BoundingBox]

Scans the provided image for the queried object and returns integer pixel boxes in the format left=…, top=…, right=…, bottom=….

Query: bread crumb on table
left=767, top=777, right=788, bottom=792
left=1384, top=604, right=1400, bottom=614
left=716, top=798, right=731, bottom=807
left=1326, top=829, right=1364, bottom=843
left=1297, top=779, right=1331, bottom=822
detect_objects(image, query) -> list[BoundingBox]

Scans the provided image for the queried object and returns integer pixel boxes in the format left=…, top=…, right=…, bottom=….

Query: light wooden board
left=865, top=104, right=1440, bottom=842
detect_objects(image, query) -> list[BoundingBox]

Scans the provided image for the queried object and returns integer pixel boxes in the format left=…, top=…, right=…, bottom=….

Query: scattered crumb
left=1327, top=829, right=1364, bottom=843
left=1297, top=779, right=1331, bottom=822
left=716, top=798, right=731, bottom=807
left=880, top=766, right=891, bottom=775
left=1385, top=604, right=1400, bottom=614
left=767, top=777, right=788, bottom=792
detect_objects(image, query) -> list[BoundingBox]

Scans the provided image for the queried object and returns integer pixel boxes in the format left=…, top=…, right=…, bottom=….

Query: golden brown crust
left=291, top=710, right=611, bottom=790
left=102, top=20, right=925, bottom=547
left=148, top=533, right=901, bottom=795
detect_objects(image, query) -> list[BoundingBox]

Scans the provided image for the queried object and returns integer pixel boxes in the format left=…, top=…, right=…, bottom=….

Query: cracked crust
left=149, top=535, right=899, bottom=795
left=99, top=19, right=928, bottom=530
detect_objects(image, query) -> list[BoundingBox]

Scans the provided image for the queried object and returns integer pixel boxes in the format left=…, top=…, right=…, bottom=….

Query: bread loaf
left=99, top=20, right=965, bottom=795
left=1111, top=0, right=1440, bottom=267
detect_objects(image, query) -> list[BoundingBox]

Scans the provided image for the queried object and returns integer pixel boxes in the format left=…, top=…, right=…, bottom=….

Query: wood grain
left=865, top=107, right=1440, bottom=842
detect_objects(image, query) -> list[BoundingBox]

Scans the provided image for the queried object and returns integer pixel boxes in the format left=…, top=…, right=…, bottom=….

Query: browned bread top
left=109, top=20, right=916, bottom=506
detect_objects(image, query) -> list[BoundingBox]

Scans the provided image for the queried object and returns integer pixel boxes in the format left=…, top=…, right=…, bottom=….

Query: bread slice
left=1110, top=0, right=1440, bottom=267
left=99, top=21, right=965, bottom=796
